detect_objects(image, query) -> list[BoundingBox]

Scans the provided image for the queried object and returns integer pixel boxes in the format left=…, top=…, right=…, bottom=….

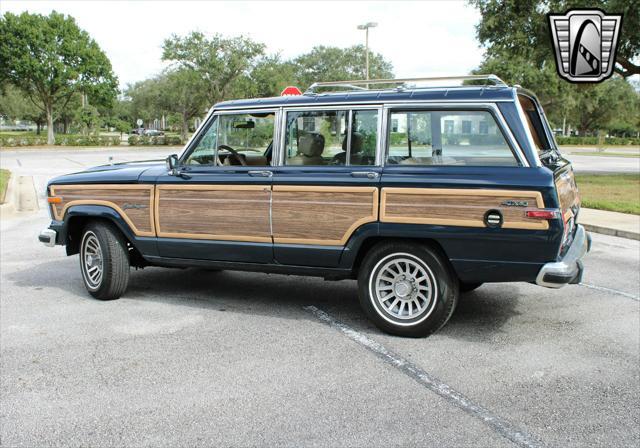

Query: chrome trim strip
left=378, top=106, right=388, bottom=167
left=346, top=110, right=353, bottom=166
left=214, top=98, right=513, bottom=111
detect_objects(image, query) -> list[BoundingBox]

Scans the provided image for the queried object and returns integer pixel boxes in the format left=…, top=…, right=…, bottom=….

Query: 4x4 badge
left=548, top=9, right=622, bottom=83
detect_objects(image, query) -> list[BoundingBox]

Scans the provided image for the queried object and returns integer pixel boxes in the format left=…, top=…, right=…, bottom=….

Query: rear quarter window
left=387, top=110, right=518, bottom=167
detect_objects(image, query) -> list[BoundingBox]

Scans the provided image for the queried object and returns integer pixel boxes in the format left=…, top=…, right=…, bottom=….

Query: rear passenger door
left=270, top=107, right=383, bottom=267
left=380, top=105, right=553, bottom=281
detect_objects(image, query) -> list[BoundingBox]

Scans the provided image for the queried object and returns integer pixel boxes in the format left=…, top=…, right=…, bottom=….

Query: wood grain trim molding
left=49, top=184, right=155, bottom=237
left=154, top=183, right=271, bottom=242
left=380, top=187, right=549, bottom=230
left=272, top=186, right=379, bottom=246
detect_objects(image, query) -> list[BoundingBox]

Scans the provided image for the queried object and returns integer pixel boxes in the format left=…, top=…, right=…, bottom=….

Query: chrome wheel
left=370, top=253, right=438, bottom=324
left=81, top=231, right=103, bottom=290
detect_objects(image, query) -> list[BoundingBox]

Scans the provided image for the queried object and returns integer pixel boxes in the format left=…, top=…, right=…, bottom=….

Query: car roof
left=213, top=86, right=517, bottom=110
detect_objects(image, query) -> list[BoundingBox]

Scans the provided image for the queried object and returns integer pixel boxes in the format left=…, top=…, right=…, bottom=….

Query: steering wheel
left=217, top=145, right=247, bottom=166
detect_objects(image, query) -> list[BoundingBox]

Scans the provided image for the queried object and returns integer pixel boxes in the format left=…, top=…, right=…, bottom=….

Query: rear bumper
left=536, top=225, right=591, bottom=288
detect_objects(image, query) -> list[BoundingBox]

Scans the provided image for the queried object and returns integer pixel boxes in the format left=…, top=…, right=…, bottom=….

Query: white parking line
left=304, top=305, right=543, bottom=448
left=579, top=283, right=640, bottom=301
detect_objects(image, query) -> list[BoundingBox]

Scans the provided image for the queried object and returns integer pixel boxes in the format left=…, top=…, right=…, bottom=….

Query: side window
left=387, top=110, right=518, bottom=167
left=284, top=110, right=347, bottom=166
left=350, top=110, right=379, bottom=166
left=185, top=116, right=218, bottom=166
left=184, top=112, right=274, bottom=166
left=283, top=109, right=379, bottom=166
left=216, top=112, right=274, bottom=166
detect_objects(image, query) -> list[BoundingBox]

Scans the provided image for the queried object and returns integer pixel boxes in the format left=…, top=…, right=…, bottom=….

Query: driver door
left=154, top=110, right=276, bottom=263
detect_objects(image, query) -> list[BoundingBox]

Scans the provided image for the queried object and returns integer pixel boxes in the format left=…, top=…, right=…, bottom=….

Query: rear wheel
left=79, top=222, right=130, bottom=300
left=358, top=242, right=459, bottom=337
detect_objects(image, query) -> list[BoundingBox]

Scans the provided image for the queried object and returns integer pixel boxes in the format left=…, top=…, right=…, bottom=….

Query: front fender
left=51, top=204, right=157, bottom=257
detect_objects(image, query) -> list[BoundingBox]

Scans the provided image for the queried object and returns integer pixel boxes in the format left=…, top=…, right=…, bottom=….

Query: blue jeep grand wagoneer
left=39, top=75, right=590, bottom=337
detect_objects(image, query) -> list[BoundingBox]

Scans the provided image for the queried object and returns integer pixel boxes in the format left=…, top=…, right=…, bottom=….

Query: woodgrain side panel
left=155, top=185, right=271, bottom=242
left=272, top=186, right=378, bottom=245
left=381, top=188, right=549, bottom=230
left=555, top=170, right=580, bottom=221
left=49, top=184, right=155, bottom=236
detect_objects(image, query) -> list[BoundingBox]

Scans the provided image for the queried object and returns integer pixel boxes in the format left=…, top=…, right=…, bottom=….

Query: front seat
left=332, top=132, right=364, bottom=165
left=288, top=133, right=325, bottom=165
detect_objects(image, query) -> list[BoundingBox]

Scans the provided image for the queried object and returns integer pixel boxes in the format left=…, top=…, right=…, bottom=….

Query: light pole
left=357, top=22, right=377, bottom=80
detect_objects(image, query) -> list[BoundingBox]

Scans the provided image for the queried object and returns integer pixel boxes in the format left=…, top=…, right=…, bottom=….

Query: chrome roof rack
left=305, top=74, right=507, bottom=94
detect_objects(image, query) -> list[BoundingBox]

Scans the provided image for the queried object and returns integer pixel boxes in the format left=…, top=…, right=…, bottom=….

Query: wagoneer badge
left=548, top=9, right=622, bottom=83
left=122, top=203, right=148, bottom=210
left=501, top=200, right=529, bottom=207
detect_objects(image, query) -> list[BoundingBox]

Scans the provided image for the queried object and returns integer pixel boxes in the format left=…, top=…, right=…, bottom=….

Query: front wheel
left=79, top=222, right=130, bottom=300
left=358, top=242, right=459, bottom=337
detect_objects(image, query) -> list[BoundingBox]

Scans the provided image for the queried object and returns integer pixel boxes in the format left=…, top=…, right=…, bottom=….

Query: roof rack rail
left=305, top=74, right=507, bottom=94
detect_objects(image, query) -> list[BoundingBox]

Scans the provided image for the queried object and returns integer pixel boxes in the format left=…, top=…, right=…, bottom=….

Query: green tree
left=570, top=78, right=639, bottom=134
left=159, top=69, right=209, bottom=140
left=470, top=0, right=639, bottom=77
left=0, top=11, right=118, bottom=144
left=293, top=45, right=394, bottom=89
left=126, top=78, right=163, bottom=127
left=162, top=32, right=265, bottom=104
left=234, top=54, right=297, bottom=98
left=470, top=0, right=640, bottom=134
left=0, top=84, right=46, bottom=133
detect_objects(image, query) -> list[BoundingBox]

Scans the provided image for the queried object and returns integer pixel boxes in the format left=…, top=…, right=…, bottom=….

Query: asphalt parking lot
left=1, top=148, right=639, bottom=447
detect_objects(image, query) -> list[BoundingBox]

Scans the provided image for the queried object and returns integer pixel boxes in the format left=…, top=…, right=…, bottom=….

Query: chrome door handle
left=351, top=171, right=379, bottom=179
left=248, top=170, right=273, bottom=177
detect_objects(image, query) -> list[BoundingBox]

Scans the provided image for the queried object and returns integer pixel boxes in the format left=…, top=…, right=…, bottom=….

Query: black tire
left=357, top=241, right=459, bottom=337
left=460, top=282, right=483, bottom=293
left=79, top=221, right=130, bottom=300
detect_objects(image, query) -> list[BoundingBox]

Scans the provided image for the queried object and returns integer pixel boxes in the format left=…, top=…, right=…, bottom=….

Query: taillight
left=525, top=209, right=560, bottom=220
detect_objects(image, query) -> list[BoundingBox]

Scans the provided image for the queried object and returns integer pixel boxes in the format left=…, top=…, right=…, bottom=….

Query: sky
left=1, top=0, right=484, bottom=89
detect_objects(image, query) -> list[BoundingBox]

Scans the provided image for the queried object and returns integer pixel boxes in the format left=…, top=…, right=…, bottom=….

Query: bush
left=556, top=136, right=640, bottom=146
left=0, top=135, right=48, bottom=146
left=54, top=135, right=120, bottom=146
left=0, top=134, right=121, bottom=147
left=128, top=135, right=183, bottom=146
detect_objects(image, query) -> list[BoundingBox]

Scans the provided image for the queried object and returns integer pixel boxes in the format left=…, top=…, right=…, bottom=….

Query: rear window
left=518, top=94, right=552, bottom=154
left=387, top=110, right=518, bottom=167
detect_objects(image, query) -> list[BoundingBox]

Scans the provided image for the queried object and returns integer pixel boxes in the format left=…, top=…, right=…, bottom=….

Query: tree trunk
left=181, top=114, right=189, bottom=141
left=36, top=122, right=41, bottom=135
left=46, top=104, right=55, bottom=145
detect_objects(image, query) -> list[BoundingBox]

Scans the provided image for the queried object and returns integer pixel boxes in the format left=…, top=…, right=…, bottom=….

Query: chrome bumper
left=38, top=228, right=57, bottom=247
left=536, top=225, right=591, bottom=288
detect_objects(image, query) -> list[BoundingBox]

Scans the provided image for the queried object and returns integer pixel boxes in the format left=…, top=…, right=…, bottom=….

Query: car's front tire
left=358, top=242, right=459, bottom=337
left=79, top=222, right=130, bottom=300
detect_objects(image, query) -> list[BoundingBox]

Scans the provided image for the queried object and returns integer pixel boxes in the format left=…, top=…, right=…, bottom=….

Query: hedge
left=555, top=136, right=640, bottom=146
left=127, top=135, right=184, bottom=146
left=0, top=135, right=121, bottom=147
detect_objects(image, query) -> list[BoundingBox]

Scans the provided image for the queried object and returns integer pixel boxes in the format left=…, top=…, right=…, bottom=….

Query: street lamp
left=357, top=22, right=377, bottom=80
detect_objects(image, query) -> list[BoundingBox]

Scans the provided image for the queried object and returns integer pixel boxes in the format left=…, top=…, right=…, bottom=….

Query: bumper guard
left=536, top=224, right=591, bottom=288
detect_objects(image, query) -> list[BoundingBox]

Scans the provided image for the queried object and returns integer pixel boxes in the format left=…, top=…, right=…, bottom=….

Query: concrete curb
left=0, top=173, right=17, bottom=216
left=581, top=223, right=640, bottom=241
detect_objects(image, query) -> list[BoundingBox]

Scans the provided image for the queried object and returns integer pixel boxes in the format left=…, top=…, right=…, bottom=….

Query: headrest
left=342, top=132, right=364, bottom=153
left=299, top=133, right=325, bottom=157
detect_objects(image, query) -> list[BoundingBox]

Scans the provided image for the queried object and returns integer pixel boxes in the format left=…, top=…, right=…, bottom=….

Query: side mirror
left=166, top=154, right=179, bottom=175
